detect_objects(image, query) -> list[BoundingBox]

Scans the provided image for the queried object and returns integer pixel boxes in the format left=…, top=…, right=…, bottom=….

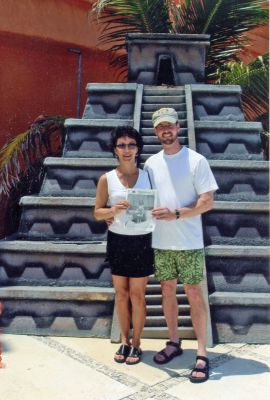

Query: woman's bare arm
left=94, top=174, right=129, bottom=220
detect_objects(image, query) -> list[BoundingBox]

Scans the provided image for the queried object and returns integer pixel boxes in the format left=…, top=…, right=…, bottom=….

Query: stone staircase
left=136, top=85, right=197, bottom=340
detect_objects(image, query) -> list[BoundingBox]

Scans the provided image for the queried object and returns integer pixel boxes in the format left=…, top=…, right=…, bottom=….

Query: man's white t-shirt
left=144, top=146, right=218, bottom=250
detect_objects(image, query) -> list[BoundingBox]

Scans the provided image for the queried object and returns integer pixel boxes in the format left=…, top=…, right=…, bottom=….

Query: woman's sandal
left=153, top=340, right=183, bottom=364
left=114, top=344, right=130, bottom=363
left=125, top=346, right=142, bottom=365
left=189, top=355, right=209, bottom=383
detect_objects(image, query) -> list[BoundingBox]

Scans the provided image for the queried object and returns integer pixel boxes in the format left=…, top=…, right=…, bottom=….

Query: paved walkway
left=0, top=334, right=269, bottom=400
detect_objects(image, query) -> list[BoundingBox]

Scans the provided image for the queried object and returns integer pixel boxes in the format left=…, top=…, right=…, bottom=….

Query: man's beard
left=160, top=134, right=177, bottom=145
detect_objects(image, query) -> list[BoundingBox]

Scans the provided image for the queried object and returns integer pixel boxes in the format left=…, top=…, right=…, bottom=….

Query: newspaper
left=123, top=188, right=158, bottom=233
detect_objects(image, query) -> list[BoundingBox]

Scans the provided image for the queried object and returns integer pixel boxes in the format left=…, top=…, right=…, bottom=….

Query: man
left=144, top=107, right=218, bottom=383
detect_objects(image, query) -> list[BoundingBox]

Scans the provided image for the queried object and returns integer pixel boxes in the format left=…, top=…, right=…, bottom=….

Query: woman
left=94, top=126, right=153, bottom=365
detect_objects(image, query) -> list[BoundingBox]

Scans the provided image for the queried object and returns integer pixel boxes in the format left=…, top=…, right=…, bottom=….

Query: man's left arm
left=151, top=191, right=214, bottom=221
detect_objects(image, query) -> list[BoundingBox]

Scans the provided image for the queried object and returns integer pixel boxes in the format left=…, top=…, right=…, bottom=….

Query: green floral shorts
left=154, top=249, right=205, bottom=285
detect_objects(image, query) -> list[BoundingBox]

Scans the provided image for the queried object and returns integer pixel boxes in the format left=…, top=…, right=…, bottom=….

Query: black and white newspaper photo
left=124, top=189, right=158, bottom=233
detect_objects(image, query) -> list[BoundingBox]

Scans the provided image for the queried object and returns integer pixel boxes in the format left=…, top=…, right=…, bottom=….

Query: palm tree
left=0, top=115, right=65, bottom=238
left=0, top=115, right=65, bottom=196
left=91, top=0, right=268, bottom=80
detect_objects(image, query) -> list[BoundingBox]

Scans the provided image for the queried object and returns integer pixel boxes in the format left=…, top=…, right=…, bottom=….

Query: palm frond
left=170, top=0, right=268, bottom=79
left=92, top=0, right=171, bottom=79
left=0, top=116, right=65, bottom=196
left=217, top=53, right=269, bottom=121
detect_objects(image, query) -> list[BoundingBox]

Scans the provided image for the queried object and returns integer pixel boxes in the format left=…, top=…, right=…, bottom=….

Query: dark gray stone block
left=127, top=33, right=210, bottom=85
left=41, top=158, right=117, bottom=197
left=0, top=286, right=114, bottom=337
left=191, top=85, right=244, bottom=121
left=203, top=202, right=269, bottom=246
left=195, top=121, right=264, bottom=160
left=0, top=241, right=110, bottom=287
left=18, top=197, right=107, bottom=241
left=63, top=119, right=133, bottom=158
left=210, top=160, right=269, bottom=202
left=205, top=246, right=269, bottom=293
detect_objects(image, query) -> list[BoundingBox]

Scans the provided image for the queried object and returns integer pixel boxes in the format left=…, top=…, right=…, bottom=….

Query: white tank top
left=106, top=168, right=151, bottom=235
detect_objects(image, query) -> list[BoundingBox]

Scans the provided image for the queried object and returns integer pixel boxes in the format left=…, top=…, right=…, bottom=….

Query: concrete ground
left=0, top=334, right=269, bottom=400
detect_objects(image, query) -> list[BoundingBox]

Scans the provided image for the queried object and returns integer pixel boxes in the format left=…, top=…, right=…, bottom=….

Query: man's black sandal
left=125, top=346, right=142, bottom=365
left=189, top=355, right=209, bottom=383
left=114, top=344, right=130, bottom=363
left=153, top=340, right=183, bottom=364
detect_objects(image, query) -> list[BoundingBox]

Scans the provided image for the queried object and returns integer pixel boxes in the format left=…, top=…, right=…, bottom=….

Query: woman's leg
left=129, top=277, right=148, bottom=349
left=112, top=275, right=131, bottom=354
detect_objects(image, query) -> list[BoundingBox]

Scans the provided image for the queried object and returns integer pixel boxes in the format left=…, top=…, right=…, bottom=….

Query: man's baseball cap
left=152, top=107, right=178, bottom=128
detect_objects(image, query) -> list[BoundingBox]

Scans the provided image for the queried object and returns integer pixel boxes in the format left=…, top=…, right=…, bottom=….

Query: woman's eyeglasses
left=116, top=143, right=137, bottom=149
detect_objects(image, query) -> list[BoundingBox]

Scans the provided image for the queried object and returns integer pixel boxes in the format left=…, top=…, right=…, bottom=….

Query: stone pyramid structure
left=0, top=34, right=269, bottom=343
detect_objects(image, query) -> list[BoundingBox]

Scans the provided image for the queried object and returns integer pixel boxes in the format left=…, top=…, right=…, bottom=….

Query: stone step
left=145, top=315, right=192, bottom=327
left=143, top=86, right=185, bottom=95
left=63, top=118, right=133, bottom=157
left=213, top=201, right=269, bottom=211
left=141, top=326, right=195, bottom=339
left=18, top=196, right=269, bottom=243
left=203, top=202, right=269, bottom=247
left=142, top=145, right=168, bottom=153
left=146, top=304, right=190, bottom=316
left=141, top=118, right=187, bottom=128
left=208, top=291, right=270, bottom=343
left=141, top=127, right=188, bottom=136
left=64, top=151, right=115, bottom=159
left=191, top=84, right=242, bottom=94
left=48, top=158, right=268, bottom=202
left=41, top=157, right=118, bottom=197
left=0, top=240, right=109, bottom=286
left=83, top=83, right=139, bottom=119
left=142, top=136, right=188, bottom=144
left=146, top=284, right=184, bottom=295
left=0, top=286, right=114, bottom=337
left=18, top=196, right=107, bottom=241
left=209, top=291, right=270, bottom=306
left=145, top=294, right=189, bottom=305
left=191, top=84, right=244, bottom=121
left=141, top=111, right=187, bottom=120
left=85, top=83, right=139, bottom=92
left=205, top=245, right=270, bottom=293
left=143, top=95, right=185, bottom=104
left=142, top=103, right=186, bottom=112
left=195, top=121, right=264, bottom=160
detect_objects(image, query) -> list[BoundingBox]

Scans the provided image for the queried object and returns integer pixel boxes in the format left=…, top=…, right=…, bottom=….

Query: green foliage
left=92, top=0, right=268, bottom=80
left=217, top=53, right=269, bottom=121
left=0, top=116, right=65, bottom=196
left=170, top=0, right=268, bottom=79
left=92, top=0, right=171, bottom=79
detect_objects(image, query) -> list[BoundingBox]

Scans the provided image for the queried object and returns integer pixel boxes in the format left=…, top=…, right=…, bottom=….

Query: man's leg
left=161, top=279, right=179, bottom=343
left=184, top=283, right=208, bottom=378
left=153, top=250, right=182, bottom=363
left=153, top=279, right=182, bottom=362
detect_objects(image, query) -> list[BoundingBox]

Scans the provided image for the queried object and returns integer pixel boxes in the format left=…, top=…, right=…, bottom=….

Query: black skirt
left=107, top=230, right=154, bottom=278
